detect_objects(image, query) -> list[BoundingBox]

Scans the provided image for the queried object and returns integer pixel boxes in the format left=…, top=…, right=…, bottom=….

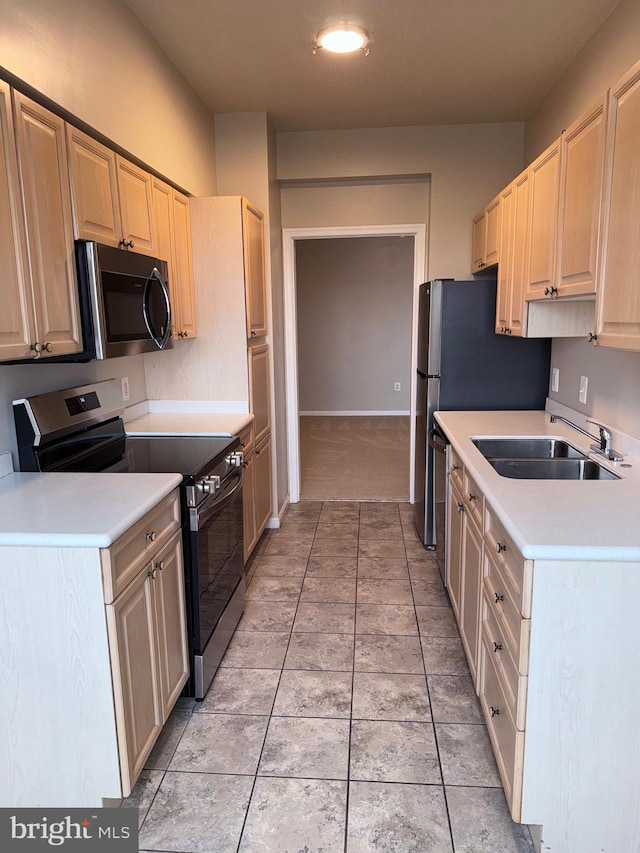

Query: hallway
left=126, top=501, right=533, bottom=852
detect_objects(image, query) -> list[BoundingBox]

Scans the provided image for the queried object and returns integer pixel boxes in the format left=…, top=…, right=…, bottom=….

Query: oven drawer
left=101, top=489, right=181, bottom=603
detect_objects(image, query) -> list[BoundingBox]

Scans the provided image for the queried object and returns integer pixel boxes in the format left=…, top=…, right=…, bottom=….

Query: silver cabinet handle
left=30, top=342, right=42, bottom=353
left=148, top=567, right=158, bottom=580
left=154, top=560, right=165, bottom=571
left=146, top=531, right=156, bottom=542
left=496, top=542, right=506, bottom=553
left=490, top=706, right=500, bottom=717
left=493, top=641, right=503, bottom=653
left=42, top=342, right=52, bottom=353
left=467, top=493, right=476, bottom=502
left=494, top=592, right=504, bottom=603
left=587, top=332, right=598, bottom=343
left=456, top=503, right=465, bottom=513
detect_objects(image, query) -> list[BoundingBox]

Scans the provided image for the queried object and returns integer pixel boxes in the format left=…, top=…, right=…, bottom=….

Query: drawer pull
left=457, top=503, right=465, bottom=513
left=496, top=542, right=506, bottom=553
left=490, top=706, right=501, bottom=717
left=148, top=567, right=158, bottom=580
left=493, top=641, right=503, bottom=653
left=494, top=592, right=505, bottom=603
left=451, top=464, right=460, bottom=472
left=146, top=531, right=157, bottom=542
left=467, top=492, right=477, bottom=502
left=154, top=560, right=165, bottom=571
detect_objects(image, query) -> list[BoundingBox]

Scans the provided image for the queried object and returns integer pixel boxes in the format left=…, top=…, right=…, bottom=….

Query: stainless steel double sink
left=472, top=437, right=620, bottom=480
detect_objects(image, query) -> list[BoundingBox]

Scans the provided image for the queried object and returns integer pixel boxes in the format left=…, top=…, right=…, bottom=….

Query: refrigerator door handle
left=417, top=368, right=427, bottom=379
left=428, top=426, right=448, bottom=454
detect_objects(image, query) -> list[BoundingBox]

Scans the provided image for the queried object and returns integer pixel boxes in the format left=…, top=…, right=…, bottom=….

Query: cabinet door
left=495, top=184, right=514, bottom=335
left=66, top=125, right=121, bottom=246
left=484, top=195, right=500, bottom=268
left=509, top=171, right=530, bottom=336
left=172, top=190, right=197, bottom=338
left=13, top=92, right=82, bottom=357
left=471, top=212, right=485, bottom=273
left=556, top=99, right=606, bottom=298
left=461, top=513, right=483, bottom=686
left=0, top=81, right=34, bottom=361
left=116, top=155, right=155, bottom=255
left=446, top=481, right=464, bottom=622
left=242, top=448, right=257, bottom=563
left=106, top=569, right=162, bottom=797
left=242, top=199, right=267, bottom=339
left=249, top=343, right=271, bottom=445
left=254, top=434, right=272, bottom=542
left=596, top=60, right=640, bottom=351
left=152, top=532, right=189, bottom=720
left=525, top=140, right=560, bottom=300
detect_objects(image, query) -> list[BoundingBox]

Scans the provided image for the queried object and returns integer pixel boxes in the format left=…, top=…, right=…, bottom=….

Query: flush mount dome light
left=316, top=25, right=369, bottom=54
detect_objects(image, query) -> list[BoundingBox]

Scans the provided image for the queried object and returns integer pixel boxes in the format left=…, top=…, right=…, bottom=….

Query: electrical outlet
left=394, top=382, right=401, bottom=392
left=551, top=368, right=559, bottom=393
left=121, top=376, right=130, bottom=402
left=579, top=375, right=588, bottom=405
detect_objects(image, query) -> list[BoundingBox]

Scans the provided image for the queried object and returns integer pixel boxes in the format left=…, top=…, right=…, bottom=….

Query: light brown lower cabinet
left=242, top=431, right=272, bottom=562
left=0, top=488, right=188, bottom=807
left=106, top=529, right=188, bottom=793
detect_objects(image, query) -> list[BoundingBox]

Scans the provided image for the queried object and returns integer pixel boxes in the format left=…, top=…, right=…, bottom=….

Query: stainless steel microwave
left=74, top=240, right=173, bottom=360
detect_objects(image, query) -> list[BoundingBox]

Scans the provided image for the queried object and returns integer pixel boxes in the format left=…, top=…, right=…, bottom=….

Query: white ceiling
left=124, top=0, right=620, bottom=132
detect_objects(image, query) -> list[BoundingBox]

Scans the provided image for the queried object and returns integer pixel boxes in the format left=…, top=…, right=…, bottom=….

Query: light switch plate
left=552, top=368, right=559, bottom=393
left=579, top=375, right=588, bottom=404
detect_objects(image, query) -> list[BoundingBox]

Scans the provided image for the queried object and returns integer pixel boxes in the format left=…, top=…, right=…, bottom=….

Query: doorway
left=283, top=224, right=427, bottom=503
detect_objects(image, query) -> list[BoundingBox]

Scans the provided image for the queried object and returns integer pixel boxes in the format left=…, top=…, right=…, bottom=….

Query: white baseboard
left=300, top=410, right=410, bottom=417
left=267, top=495, right=290, bottom=528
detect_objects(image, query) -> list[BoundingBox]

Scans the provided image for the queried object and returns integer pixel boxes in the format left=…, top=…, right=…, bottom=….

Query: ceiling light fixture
left=314, top=25, right=370, bottom=55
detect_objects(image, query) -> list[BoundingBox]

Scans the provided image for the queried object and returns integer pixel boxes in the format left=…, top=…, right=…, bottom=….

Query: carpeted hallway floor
left=299, top=416, right=411, bottom=502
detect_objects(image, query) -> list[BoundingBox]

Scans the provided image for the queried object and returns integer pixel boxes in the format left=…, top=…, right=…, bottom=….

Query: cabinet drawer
left=483, top=549, right=530, bottom=675
left=481, top=589, right=528, bottom=727
left=449, top=447, right=463, bottom=492
left=101, top=490, right=181, bottom=603
left=479, top=632, right=525, bottom=821
left=237, top=423, right=254, bottom=455
left=484, top=504, right=532, bottom=616
left=463, top=468, right=484, bottom=530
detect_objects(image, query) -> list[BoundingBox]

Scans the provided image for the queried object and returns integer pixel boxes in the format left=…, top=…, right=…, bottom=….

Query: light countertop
left=125, top=412, right=254, bottom=437
left=434, top=409, right=640, bottom=561
left=0, top=472, right=182, bottom=548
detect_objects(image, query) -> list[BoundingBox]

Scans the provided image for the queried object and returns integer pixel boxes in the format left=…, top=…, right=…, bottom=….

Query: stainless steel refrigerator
left=414, top=279, right=551, bottom=553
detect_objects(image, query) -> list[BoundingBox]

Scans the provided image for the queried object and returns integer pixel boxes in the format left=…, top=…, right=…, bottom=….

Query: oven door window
left=192, top=479, right=244, bottom=653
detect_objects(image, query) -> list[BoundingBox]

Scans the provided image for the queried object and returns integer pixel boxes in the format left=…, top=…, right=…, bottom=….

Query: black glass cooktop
left=121, top=434, right=239, bottom=480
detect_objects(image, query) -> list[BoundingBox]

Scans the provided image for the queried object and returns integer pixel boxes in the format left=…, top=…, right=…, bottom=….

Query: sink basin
left=472, top=437, right=585, bottom=459
left=488, top=458, right=620, bottom=480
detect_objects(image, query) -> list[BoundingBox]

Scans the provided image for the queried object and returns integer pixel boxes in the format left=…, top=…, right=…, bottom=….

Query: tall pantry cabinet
left=189, top=196, right=273, bottom=560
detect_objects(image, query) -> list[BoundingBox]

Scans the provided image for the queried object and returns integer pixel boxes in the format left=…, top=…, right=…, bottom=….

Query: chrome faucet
left=549, top=414, right=624, bottom=462
left=586, top=419, right=624, bottom=462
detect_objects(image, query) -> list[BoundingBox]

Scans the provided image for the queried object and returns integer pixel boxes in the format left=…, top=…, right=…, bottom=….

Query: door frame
left=282, top=223, right=428, bottom=503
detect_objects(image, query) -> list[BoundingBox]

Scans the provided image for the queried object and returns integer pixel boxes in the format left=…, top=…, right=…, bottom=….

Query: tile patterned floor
left=124, top=501, right=534, bottom=853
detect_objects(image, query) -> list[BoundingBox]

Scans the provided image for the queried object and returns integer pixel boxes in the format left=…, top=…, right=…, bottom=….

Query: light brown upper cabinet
left=67, top=125, right=155, bottom=256
left=471, top=194, right=500, bottom=274
left=0, top=81, right=33, bottom=361
left=13, top=92, right=82, bottom=359
left=152, top=177, right=197, bottom=339
left=555, top=98, right=607, bottom=299
left=242, top=198, right=268, bottom=339
left=524, top=139, right=561, bottom=300
left=495, top=172, right=530, bottom=337
left=66, top=126, right=121, bottom=246
left=596, top=60, right=640, bottom=351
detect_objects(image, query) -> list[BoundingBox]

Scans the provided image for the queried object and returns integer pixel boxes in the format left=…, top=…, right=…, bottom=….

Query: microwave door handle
left=142, top=267, right=172, bottom=348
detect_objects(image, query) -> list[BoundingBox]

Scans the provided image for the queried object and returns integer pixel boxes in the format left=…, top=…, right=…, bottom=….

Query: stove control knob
left=226, top=451, right=244, bottom=467
left=202, top=474, right=221, bottom=494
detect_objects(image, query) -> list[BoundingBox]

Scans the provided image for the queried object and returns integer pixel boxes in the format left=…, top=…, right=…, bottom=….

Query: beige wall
left=277, top=123, right=525, bottom=281
left=526, top=0, right=640, bottom=438
left=524, top=0, right=640, bottom=162
left=296, top=237, right=415, bottom=413
left=0, top=0, right=218, bottom=462
left=0, top=0, right=217, bottom=195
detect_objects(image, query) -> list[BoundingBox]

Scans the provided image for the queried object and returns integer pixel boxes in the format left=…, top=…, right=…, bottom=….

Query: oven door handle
left=142, top=266, right=172, bottom=349
left=190, top=470, right=243, bottom=532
